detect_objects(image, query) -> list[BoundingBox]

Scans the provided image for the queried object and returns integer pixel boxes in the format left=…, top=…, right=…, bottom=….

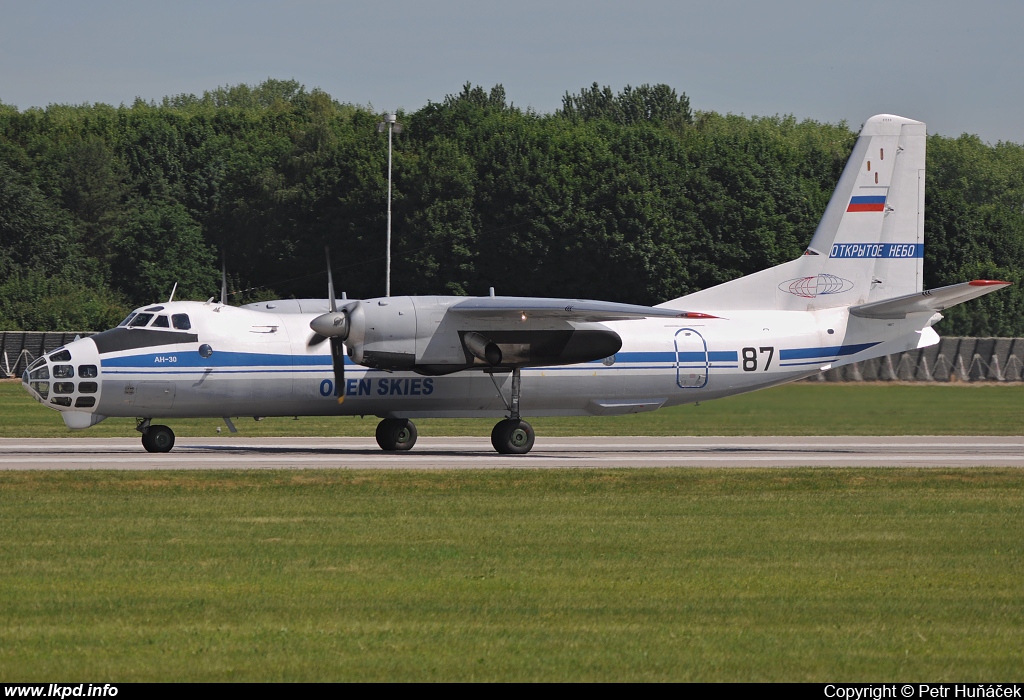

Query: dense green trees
left=1, top=81, right=1022, bottom=335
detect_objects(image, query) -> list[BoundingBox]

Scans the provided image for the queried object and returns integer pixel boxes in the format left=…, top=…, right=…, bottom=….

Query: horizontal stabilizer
left=849, top=280, right=1010, bottom=319
left=450, top=296, right=715, bottom=322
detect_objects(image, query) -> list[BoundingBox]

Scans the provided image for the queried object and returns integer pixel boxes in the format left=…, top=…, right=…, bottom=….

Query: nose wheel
left=139, top=423, right=175, bottom=453
left=375, top=418, right=418, bottom=451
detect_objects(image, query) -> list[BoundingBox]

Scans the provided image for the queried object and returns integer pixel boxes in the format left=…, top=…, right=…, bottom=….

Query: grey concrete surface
left=1, top=436, right=1023, bottom=469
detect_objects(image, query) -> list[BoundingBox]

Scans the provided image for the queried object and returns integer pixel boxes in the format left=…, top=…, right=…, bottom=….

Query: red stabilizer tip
left=681, top=312, right=720, bottom=319
left=969, top=280, right=1011, bottom=286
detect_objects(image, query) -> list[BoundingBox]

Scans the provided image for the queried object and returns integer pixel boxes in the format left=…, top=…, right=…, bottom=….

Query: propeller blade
left=330, top=336, right=346, bottom=404
left=326, top=246, right=337, bottom=314
left=307, top=333, right=328, bottom=347
left=220, top=258, right=227, bottom=305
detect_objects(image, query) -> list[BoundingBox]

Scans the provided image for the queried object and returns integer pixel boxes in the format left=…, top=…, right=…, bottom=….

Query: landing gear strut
left=376, top=418, right=418, bottom=451
left=137, top=419, right=175, bottom=453
left=490, top=367, right=535, bottom=455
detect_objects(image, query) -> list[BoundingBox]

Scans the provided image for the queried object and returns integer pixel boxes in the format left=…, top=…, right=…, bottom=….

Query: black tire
left=375, top=418, right=418, bottom=451
left=142, top=425, right=175, bottom=453
left=491, top=419, right=535, bottom=455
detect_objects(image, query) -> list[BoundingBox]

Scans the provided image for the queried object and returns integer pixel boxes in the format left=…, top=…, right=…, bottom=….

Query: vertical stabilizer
left=665, top=114, right=926, bottom=312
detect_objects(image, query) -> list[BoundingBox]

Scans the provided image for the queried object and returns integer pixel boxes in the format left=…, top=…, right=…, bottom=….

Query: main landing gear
left=374, top=367, right=536, bottom=455
left=375, top=418, right=418, bottom=451
left=490, top=418, right=535, bottom=454
left=488, top=366, right=535, bottom=455
left=137, top=418, right=175, bottom=453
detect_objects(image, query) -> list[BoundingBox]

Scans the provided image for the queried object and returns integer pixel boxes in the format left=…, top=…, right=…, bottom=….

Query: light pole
left=377, top=112, right=402, bottom=296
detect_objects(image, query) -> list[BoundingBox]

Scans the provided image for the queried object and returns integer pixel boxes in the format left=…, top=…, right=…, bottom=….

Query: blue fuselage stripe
left=778, top=342, right=879, bottom=360
left=99, top=345, right=878, bottom=371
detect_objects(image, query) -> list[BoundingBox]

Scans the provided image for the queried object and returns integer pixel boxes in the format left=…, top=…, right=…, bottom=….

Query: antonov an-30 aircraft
left=22, top=114, right=1009, bottom=454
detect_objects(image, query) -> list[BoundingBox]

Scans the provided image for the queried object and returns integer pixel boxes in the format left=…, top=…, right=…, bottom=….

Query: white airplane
left=22, top=114, right=1009, bottom=454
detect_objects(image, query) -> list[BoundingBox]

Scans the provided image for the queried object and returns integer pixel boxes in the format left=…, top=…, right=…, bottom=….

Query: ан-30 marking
left=741, top=346, right=774, bottom=371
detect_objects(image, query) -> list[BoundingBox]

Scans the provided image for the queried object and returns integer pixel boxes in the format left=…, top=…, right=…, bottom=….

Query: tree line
left=1, top=79, right=1022, bottom=335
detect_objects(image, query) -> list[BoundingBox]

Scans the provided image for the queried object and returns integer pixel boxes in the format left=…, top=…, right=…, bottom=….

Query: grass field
left=3, top=379, right=1024, bottom=437
left=3, top=380, right=1023, bottom=681
left=1, top=469, right=1022, bottom=681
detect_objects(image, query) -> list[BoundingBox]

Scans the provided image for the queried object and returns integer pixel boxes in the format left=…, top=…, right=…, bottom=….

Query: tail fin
left=666, top=114, right=926, bottom=312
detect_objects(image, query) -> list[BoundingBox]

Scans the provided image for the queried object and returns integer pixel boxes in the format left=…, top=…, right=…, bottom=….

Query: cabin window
left=79, top=365, right=98, bottom=378
left=78, top=382, right=98, bottom=394
left=75, top=397, right=96, bottom=408
left=118, top=313, right=137, bottom=327
left=128, top=313, right=154, bottom=328
left=152, top=315, right=170, bottom=328
left=53, top=382, right=75, bottom=395
left=53, top=365, right=74, bottom=378
left=50, top=349, right=71, bottom=362
left=172, top=314, right=192, bottom=330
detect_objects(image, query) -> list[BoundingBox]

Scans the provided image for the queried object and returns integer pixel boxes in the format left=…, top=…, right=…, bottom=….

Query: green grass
left=3, top=379, right=1024, bottom=437
left=1, top=469, right=1022, bottom=681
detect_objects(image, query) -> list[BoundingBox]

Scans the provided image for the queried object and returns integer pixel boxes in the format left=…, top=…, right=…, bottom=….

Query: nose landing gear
left=137, top=418, right=175, bottom=453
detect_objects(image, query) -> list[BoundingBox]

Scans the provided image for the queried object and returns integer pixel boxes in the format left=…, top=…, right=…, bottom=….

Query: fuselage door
left=674, top=328, right=708, bottom=389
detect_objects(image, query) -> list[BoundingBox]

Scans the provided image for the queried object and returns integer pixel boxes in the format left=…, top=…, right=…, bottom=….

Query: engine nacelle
left=312, top=295, right=622, bottom=374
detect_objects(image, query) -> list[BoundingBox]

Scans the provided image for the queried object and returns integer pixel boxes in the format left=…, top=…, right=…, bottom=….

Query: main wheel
left=491, top=419, right=535, bottom=455
left=142, top=425, right=175, bottom=453
left=375, top=418, right=418, bottom=451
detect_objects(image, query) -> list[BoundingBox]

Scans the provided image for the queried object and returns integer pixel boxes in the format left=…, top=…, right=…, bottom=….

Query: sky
left=1, top=0, right=1022, bottom=143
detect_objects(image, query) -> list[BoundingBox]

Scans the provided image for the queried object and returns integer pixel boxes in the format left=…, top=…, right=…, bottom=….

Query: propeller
left=220, top=257, right=228, bottom=305
left=325, top=248, right=345, bottom=404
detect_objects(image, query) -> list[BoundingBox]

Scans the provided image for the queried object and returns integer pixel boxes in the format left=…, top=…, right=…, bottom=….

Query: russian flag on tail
left=847, top=195, right=886, bottom=212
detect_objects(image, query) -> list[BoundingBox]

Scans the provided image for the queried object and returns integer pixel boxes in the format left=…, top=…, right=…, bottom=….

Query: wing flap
left=849, top=280, right=1010, bottom=319
left=448, top=296, right=714, bottom=322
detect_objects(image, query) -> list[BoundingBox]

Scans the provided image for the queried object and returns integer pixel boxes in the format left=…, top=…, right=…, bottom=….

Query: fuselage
left=22, top=297, right=932, bottom=429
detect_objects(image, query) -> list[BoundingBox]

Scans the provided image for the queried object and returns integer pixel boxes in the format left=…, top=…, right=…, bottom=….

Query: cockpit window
left=152, top=315, right=170, bottom=328
left=50, top=349, right=71, bottom=362
left=172, top=314, right=192, bottom=330
left=144, top=306, right=165, bottom=312
left=53, top=365, right=74, bottom=378
left=128, top=313, right=154, bottom=327
left=27, top=357, right=46, bottom=372
left=118, top=313, right=137, bottom=327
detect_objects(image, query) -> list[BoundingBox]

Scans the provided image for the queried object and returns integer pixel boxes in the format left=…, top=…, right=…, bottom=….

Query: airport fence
left=1, top=332, right=1022, bottom=383
left=809, top=337, right=1024, bottom=383
left=0, top=332, right=94, bottom=379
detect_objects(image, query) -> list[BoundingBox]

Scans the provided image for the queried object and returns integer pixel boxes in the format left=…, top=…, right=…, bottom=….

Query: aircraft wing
left=448, top=296, right=713, bottom=322
left=849, top=280, right=1011, bottom=319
